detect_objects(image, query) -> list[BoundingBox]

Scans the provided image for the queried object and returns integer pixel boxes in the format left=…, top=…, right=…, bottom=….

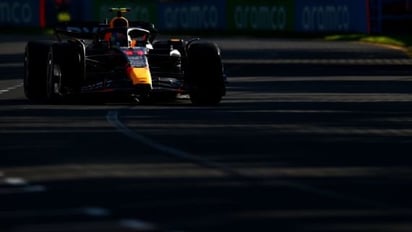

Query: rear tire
left=185, top=42, right=226, bottom=106
left=24, top=41, right=53, bottom=101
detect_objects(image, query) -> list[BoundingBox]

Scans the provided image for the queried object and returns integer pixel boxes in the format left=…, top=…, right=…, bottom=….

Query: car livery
left=24, top=8, right=226, bottom=105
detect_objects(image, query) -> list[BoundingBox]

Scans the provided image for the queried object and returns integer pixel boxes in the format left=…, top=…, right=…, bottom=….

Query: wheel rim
left=24, top=50, right=30, bottom=96
left=46, top=52, right=62, bottom=99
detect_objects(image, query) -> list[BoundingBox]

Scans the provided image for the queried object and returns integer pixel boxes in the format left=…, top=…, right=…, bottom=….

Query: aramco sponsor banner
left=0, top=0, right=40, bottom=27
left=92, top=0, right=156, bottom=24
left=3, top=0, right=370, bottom=32
left=295, top=0, right=369, bottom=33
left=227, top=0, right=295, bottom=32
left=157, top=0, right=226, bottom=31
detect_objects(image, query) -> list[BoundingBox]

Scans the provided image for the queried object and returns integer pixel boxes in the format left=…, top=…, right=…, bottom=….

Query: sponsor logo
left=164, top=5, right=219, bottom=29
left=234, top=5, right=287, bottom=30
left=301, top=5, right=350, bottom=31
left=0, top=1, right=33, bottom=24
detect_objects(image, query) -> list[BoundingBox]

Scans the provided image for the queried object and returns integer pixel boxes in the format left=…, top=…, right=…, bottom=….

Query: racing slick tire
left=24, top=41, right=53, bottom=101
left=185, top=41, right=226, bottom=106
left=46, top=43, right=82, bottom=103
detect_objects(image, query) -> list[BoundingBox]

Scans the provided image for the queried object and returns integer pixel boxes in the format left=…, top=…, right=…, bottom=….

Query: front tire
left=185, top=42, right=226, bottom=106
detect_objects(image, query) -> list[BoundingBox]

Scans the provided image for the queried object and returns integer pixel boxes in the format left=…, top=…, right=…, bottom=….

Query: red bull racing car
left=24, top=8, right=226, bottom=105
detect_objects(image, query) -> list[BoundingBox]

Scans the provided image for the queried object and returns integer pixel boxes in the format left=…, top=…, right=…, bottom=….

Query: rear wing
left=54, top=21, right=158, bottom=42
left=54, top=22, right=109, bottom=40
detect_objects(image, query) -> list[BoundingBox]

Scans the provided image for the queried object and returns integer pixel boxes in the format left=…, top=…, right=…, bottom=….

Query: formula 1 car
left=24, top=8, right=226, bottom=105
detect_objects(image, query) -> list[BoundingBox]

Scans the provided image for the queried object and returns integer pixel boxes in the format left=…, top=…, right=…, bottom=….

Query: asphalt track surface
left=1, top=35, right=412, bottom=232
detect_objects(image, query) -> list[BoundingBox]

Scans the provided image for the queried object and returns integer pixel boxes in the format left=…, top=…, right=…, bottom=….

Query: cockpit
left=98, top=8, right=152, bottom=49
left=128, top=28, right=150, bottom=47
left=102, top=28, right=151, bottom=48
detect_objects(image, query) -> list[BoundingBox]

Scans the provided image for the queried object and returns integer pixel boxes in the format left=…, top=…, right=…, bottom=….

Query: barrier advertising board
left=1, top=0, right=372, bottom=33
left=0, top=0, right=40, bottom=27
left=295, top=0, right=368, bottom=33
left=227, top=0, right=295, bottom=32
left=157, top=0, right=226, bottom=31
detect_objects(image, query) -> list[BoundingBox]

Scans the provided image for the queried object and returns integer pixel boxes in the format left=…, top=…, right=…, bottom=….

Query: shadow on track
left=225, top=63, right=412, bottom=77
left=227, top=78, right=412, bottom=94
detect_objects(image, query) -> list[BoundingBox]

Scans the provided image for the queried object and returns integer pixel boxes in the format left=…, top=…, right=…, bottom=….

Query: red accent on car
left=136, top=50, right=145, bottom=56
left=124, top=49, right=145, bottom=56
left=124, top=50, right=134, bottom=56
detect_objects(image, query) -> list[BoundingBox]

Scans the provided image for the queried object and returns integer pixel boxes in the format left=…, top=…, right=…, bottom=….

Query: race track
left=1, top=35, right=412, bottom=232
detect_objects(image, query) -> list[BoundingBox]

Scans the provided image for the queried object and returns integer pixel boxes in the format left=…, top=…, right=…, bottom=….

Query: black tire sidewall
left=24, top=41, right=52, bottom=101
left=185, top=42, right=225, bottom=105
left=46, top=47, right=61, bottom=102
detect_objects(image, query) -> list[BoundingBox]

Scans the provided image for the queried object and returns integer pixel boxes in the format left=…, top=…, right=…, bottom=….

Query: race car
left=24, top=8, right=226, bottom=105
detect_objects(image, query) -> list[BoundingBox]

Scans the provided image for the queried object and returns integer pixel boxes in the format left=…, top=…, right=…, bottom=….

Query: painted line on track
left=106, top=110, right=243, bottom=178
left=106, top=110, right=389, bottom=209
left=4, top=177, right=27, bottom=185
left=0, top=174, right=47, bottom=194
left=0, top=83, right=23, bottom=95
left=119, top=219, right=157, bottom=231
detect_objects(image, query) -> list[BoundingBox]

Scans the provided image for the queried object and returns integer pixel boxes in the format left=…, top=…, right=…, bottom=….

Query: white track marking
left=4, top=177, right=27, bottom=185
left=106, top=110, right=389, bottom=208
left=0, top=175, right=47, bottom=194
left=106, top=111, right=242, bottom=177
left=0, top=83, right=23, bottom=95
